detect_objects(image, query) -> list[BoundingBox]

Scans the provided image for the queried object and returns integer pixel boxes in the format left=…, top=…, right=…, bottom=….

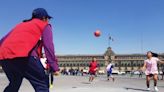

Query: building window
left=100, top=63, right=104, bottom=67
left=63, top=64, right=66, bottom=67
left=67, top=64, right=69, bottom=67
left=73, top=64, right=76, bottom=67
left=60, top=64, right=62, bottom=67
left=127, top=63, right=130, bottom=67
left=133, top=63, right=136, bottom=67
left=115, top=63, right=118, bottom=67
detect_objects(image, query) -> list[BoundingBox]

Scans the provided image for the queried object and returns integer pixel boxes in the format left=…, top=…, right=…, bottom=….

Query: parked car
left=112, top=70, right=119, bottom=74
left=98, top=70, right=105, bottom=74
left=118, top=71, right=126, bottom=75
left=159, top=71, right=163, bottom=75
left=133, top=71, right=140, bottom=75
left=83, top=69, right=89, bottom=74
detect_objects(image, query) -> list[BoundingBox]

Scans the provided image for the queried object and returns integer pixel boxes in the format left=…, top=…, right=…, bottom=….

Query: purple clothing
left=0, top=25, right=59, bottom=72
left=30, top=25, right=59, bottom=72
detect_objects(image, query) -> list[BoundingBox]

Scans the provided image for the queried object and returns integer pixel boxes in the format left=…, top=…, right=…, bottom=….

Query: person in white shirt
left=40, top=53, right=54, bottom=89
left=106, top=62, right=115, bottom=82
left=40, top=53, right=47, bottom=69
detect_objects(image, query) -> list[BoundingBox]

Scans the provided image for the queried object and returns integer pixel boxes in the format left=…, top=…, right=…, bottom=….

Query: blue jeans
left=107, top=71, right=112, bottom=77
left=1, top=56, right=49, bottom=92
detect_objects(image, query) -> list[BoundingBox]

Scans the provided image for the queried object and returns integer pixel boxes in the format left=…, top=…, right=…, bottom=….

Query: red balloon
left=94, top=30, right=101, bottom=37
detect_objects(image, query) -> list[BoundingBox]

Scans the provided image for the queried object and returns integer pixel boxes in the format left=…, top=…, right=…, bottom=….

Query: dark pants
left=1, top=56, right=49, bottom=92
left=49, top=72, right=54, bottom=85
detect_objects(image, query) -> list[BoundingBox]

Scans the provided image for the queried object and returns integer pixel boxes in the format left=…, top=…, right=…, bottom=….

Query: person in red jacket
left=89, top=57, right=98, bottom=82
left=0, top=8, right=59, bottom=92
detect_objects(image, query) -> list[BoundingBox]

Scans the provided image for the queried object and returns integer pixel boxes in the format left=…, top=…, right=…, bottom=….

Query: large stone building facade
left=58, top=47, right=164, bottom=72
left=0, top=47, right=164, bottom=72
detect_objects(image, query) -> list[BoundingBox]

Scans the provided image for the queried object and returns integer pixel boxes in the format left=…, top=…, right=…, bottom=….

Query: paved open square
left=1, top=74, right=164, bottom=92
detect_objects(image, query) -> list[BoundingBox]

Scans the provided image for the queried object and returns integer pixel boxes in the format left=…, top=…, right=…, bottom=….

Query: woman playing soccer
left=89, top=57, right=98, bottom=82
left=142, top=51, right=164, bottom=91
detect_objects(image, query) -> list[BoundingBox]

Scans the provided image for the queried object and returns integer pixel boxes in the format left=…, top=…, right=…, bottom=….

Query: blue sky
left=0, top=0, right=164, bottom=54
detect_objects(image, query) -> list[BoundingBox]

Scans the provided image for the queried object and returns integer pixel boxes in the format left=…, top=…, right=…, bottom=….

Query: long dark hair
left=23, top=16, right=35, bottom=22
left=23, top=18, right=32, bottom=22
left=152, top=53, right=158, bottom=57
left=147, top=51, right=158, bottom=57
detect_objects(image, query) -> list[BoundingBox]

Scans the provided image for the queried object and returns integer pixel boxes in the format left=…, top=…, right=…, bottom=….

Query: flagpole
left=108, top=34, right=110, bottom=47
left=108, top=38, right=110, bottom=48
left=108, top=34, right=111, bottom=48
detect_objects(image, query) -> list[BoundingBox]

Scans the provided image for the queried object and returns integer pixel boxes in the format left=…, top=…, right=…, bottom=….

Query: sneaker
left=147, top=88, right=151, bottom=91
left=154, top=86, right=159, bottom=92
left=50, top=84, right=53, bottom=89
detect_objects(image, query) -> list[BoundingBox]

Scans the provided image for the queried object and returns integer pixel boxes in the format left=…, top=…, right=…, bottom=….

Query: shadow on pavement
left=158, top=85, right=164, bottom=88
left=81, top=82, right=91, bottom=84
left=124, top=87, right=149, bottom=92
